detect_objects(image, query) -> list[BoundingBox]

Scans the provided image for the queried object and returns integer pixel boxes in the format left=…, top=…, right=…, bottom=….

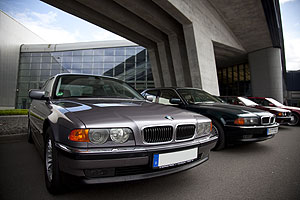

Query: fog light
left=84, top=168, right=115, bottom=178
left=243, top=135, right=253, bottom=139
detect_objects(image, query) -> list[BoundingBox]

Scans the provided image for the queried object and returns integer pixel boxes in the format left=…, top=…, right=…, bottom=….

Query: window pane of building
left=17, top=45, right=153, bottom=108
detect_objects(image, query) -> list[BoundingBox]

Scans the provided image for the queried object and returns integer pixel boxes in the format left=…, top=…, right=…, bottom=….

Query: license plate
left=267, top=127, right=278, bottom=135
left=153, top=148, right=198, bottom=168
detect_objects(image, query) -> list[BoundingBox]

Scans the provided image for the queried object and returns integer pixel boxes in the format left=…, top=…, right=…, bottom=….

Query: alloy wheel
left=45, top=139, right=53, bottom=182
left=288, top=113, right=299, bottom=126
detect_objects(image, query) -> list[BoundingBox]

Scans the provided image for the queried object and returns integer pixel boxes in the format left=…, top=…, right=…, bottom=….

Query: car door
left=29, top=77, right=54, bottom=149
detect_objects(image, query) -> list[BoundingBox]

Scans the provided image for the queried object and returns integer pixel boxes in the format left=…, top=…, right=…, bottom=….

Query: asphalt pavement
left=0, top=126, right=300, bottom=200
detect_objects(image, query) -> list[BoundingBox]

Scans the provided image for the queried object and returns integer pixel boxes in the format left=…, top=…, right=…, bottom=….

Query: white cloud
left=284, top=34, right=300, bottom=71
left=8, top=10, right=125, bottom=44
left=91, top=30, right=126, bottom=41
left=31, top=11, right=57, bottom=24
left=10, top=11, right=79, bottom=43
left=279, top=0, right=295, bottom=4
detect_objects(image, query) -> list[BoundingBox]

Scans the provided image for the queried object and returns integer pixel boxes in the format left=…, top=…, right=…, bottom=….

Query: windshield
left=238, top=97, right=258, bottom=106
left=177, top=89, right=221, bottom=104
left=266, top=98, right=283, bottom=107
left=54, top=75, right=144, bottom=100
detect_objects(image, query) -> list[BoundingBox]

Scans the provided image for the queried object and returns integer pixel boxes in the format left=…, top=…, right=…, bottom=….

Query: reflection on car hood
left=54, top=98, right=204, bottom=128
left=194, top=103, right=271, bottom=116
left=281, top=105, right=300, bottom=111
left=264, top=106, right=291, bottom=113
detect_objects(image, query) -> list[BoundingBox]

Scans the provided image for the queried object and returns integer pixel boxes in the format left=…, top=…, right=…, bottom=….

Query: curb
left=0, top=133, right=27, bottom=142
left=0, top=115, right=27, bottom=118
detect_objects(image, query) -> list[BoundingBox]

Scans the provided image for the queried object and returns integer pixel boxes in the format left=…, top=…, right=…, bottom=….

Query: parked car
left=220, top=96, right=292, bottom=125
left=141, top=88, right=279, bottom=150
left=248, top=97, right=300, bottom=126
left=28, top=74, right=217, bottom=194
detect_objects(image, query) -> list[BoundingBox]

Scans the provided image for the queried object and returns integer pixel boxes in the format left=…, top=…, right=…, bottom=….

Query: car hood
left=192, top=103, right=271, bottom=116
left=280, top=105, right=300, bottom=111
left=263, top=106, right=291, bottom=113
left=54, top=98, right=205, bottom=128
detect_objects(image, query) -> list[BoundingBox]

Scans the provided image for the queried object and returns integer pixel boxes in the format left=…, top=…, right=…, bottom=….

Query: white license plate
left=267, top=127, right=278, bottom=135
left=153, top=148, right=198, bottom=168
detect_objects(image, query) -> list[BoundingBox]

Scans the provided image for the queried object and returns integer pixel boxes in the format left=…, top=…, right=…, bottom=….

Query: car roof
left=52, top=73, right=121, bottom=81
left=144, top=87, right=205, bottom=91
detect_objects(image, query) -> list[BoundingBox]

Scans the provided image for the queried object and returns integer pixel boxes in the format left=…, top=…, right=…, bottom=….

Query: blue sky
left=0, top=0, right=125, bottom=42
left=0, top=0, right=299, bottom=71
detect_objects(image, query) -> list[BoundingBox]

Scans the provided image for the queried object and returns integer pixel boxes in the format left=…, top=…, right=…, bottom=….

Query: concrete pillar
left=148, top=48, right=163, bottom=87
left=157, top=42, right=176, bottom=86
left=168, top=34, right=186, bottom=86
left=183, top=24, right=202, bottom=89
left=248, top=47, right=283, bottom=102
left=184, top=24, right=219, bottom=95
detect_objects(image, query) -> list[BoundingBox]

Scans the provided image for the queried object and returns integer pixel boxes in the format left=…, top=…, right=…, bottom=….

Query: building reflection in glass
left=17, top=46, right=154, bottom=108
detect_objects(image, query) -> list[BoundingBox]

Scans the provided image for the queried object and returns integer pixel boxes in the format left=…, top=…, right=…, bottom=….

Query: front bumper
left=55, top=135, right=217, bottom=184
left=224, top=123, right=279, bottom=142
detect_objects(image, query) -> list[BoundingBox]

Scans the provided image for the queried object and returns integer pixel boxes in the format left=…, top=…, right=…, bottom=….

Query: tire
left=288, top=113, right=299, bottom=126
left=212, top=120, right=226, bottom=151
left=28, top=120, right=33, bottom=144
left=44, top=128, right=64, bottom=194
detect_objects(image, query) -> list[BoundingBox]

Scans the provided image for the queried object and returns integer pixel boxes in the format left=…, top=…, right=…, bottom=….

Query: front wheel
left=288, top=113, right=299, bottom=126
left=44, top=128, right=63, bottom=194
left=212, top=120, right=226, bottom=151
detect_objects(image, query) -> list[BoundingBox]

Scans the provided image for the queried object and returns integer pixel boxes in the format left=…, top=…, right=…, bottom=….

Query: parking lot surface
left=0, top=126, right=300, bottom=200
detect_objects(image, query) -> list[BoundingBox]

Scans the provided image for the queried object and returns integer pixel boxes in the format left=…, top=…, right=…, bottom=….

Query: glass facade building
left=17, top=45, right=154, bottom=108
left=217, top=63, right=251, bottom=96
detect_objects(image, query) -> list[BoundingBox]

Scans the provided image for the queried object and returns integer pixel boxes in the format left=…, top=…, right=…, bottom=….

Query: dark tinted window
left=250, top=98, right=269, bottom=106
left=157, top=89, right=180, bottom=105
left=178, top=89, right=221, bottom=104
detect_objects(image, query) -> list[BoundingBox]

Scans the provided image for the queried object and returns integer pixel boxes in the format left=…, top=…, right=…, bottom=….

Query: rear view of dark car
left=142, top=88, right=279, bottom=150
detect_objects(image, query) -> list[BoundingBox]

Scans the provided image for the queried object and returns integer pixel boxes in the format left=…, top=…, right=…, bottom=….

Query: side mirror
left=169, top=98, right=182, bottom=104
left=29, top=90, right=49, bottom=100
left=145, top=95, right=154, bottom=102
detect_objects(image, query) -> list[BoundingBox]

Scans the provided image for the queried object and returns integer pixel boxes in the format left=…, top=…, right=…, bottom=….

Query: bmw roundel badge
left=165, top=115, right=174, bottom=120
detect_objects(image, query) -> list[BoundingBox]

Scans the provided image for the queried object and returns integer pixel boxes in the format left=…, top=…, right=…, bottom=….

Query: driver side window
left=42, top=78, right=54, bottom=97
left=158, top=89, right=181, bottom=105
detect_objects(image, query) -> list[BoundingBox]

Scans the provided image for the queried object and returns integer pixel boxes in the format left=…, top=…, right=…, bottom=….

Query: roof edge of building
left=21, top=40, right=138, bottom=52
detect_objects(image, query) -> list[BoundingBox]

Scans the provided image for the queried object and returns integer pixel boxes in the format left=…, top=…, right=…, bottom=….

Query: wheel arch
left=291, top=111, right=300, bottom=125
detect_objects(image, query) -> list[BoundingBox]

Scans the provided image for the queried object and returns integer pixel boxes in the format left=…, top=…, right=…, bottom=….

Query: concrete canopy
left=41, top=0, right=283, bottom=97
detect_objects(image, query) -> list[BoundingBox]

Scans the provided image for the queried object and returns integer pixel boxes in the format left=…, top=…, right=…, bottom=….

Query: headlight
left=234, top=118, right=258, bottom=125
left=196, top=121, right=212, bottom=137
left=110, top=128, right=131, bottom=143
left=277, top=112, right=283, bottom=116
left=69, top=128, right=133, bottom=144
left=89, top=129, right=110, bottom=144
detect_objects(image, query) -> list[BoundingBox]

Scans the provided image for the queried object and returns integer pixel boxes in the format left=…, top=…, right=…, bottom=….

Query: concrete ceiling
left=42, top=0, right=275, bottom=72
left=209, top=0, right=273, bottom=53
left=213, top=42, right=247, bottom=68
